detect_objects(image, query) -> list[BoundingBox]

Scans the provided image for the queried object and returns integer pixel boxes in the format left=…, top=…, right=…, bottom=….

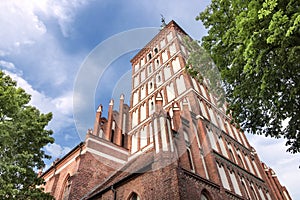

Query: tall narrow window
left=148, top=80, right=154, bottom=93
left=250, top=184, right=259, bottom=200
left=200, top=149, right=209, bottom=179
left=166, top=83, right=175, bottom=102
left=156, top=59, right=160, bottom=67
left=184, top=131, right=195, bottom=172
left=160, top=117, right=168, bottom=151
left=200, top=84, right=208, bottom=99
left=229, top=148, right=236, bottom=163
left=208, top=107, right=218, bottom=126
left=176, top=75, right=186, bottom=95
left=258, top=187, right=266, bottom=200
left=121, top=133, right=125, bottom=147
left=131, top=133, right=138, bottom=153
left=162, top=50, right=168, bottom=63
left=167, top=31, right=173, bottom=42
left=122, top=113, right=126, bottom=134
left=99, top=128, right=104, bottom=138
left=164, top=65, right=171, bottom=80
left=207, top=128, right=218, bottom=151
left=225, top=122, right=234, bottom=138
left=217, top=114, right=226, bottom=132
left=172, top=57, right=181, bottom=73
left=199, top=99, right=209, bottom=119
left=192, top=123, right=201, bottom=149
left=61, top=176, right=72, bottom=200
left=148, top=65, right=152, bottom=74
left=111, top=121, right=116, bottom=142
left=229, top=171, right=242, bottom=195
left=148, top=53, right=152, bottom=60
left=237, top=150, right=247, bottom=169
left=169, top=43, right=177, bottom=56
left=218, top=137, right=228, bottom=158
left=149, top=100, right=154, bottom=114
left=192, top=78, right=200, bottom=92
left=252, top=159, right=262, bottom=178
left=245, top=155, right=255, bottom=174
left=217, top=164, right=230, bottom=190
left=160, top=39, right=166, bottom=48
left=140, top=127, right=147, bottom=148
left=241, top=179, right=250, bottom=199
left=186, top=148, right=195, bottom=172
left=149, top=122, right=153, bottom=143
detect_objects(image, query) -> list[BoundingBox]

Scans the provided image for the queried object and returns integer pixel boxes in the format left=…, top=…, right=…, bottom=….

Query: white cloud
left=0, top=0, right=91, bottom=54
left=45, top=0, right=91, bottom=37
left=0, top=0, right=90, bottom=90
left=0, top=60, right=16, bottom=71
left=0, top=1, right=45, bottom=53
left=45, top=143, right=71, bottom=159
left=3, top=69, right=74, bottom=133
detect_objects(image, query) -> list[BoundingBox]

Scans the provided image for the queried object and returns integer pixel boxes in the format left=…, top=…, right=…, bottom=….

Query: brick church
left=41, top=20, right=291, bottom=200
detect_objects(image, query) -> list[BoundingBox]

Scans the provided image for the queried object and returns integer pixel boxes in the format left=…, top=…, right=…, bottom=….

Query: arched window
left=129, top=192, right=140, bottom=200
left=250, top=184, right=259, bottom=200
left=201, top=194, right=209, bottom=200
left=183, top=131, right=194, bottom=172
left=241, top=180, right=250, bottom=199
left=148, top=53, right=152, bottom=61
left=111, top=121, right=116, bottom=142
left=156, top=59, right=160, bottom=67
left=148, top=65, right=152, bottom=74
left=200, top=190, right=211, bottom=200
left=229, top=148, right=236, bottom=163
left=99, top=128, right=104, bottom=138
left=61, top=175, right=72, bottom=200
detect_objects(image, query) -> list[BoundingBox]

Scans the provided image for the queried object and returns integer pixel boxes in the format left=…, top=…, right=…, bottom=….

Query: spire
left=160, top=14, right=167, bottom=30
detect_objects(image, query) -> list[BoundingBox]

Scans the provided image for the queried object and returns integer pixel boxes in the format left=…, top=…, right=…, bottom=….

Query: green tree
left=187, top=0, right=300, bottom=153
left=0, top=70, right=54, bottom=199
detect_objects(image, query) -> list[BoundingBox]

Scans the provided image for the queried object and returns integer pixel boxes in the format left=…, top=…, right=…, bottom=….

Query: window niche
left=148, top=53, right=152, bottom=61
left=128, top=192, right=140, bottom=200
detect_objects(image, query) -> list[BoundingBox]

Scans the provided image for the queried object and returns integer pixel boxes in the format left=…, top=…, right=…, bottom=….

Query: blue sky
left=0, top=0, right=298, bottom=198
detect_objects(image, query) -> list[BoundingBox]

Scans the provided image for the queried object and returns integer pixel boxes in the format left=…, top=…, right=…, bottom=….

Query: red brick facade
left=41, top=20, right=291, bottom=200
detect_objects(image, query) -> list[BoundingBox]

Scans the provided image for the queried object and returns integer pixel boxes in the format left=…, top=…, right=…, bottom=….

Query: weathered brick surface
left=90, top=164, right=181, bottom=200
left=69, top=152, right=117, bottom=200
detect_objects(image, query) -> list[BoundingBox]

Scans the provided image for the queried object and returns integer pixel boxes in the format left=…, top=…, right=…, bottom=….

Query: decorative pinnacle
left=109, top=99, right=114, bottom=106
left=97, top=104, right=103, bottom=112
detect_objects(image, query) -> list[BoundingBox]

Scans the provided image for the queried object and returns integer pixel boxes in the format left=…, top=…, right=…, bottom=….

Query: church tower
left=124, top=20, right=289, bottom=200
left=41, top=20, right=291, bottom=200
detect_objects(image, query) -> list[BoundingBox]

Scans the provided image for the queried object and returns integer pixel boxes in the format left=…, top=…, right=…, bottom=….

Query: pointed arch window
left=241, top=179, right=250, bottom=199
left=111, top=121, right=116, bottom=142
left=201, top=194, right=209, bottom=200
left=61, top=175, right=72, bottom=200
left=183, top=131, right=195, bottom=172
left=250, top=184, right=259, bottom=200
left=128, top=192, right=140, bottom=200
left=200, top=189, right=211, bottom=200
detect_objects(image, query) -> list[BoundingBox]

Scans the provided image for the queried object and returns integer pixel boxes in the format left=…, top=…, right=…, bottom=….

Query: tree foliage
left=189, top=0, right=300, bottom=153
left=0, top=70, right=54, bottom=199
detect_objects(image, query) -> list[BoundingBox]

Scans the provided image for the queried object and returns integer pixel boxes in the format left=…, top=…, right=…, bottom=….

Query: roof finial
left=160, top=14, right=167, bottom=30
